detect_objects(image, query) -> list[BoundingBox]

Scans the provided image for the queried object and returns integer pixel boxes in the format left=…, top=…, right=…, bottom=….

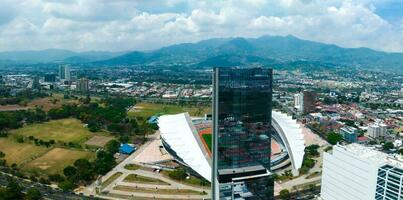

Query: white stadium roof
left=158, top=113, right=212, bottom=182
left=158, top=111, right=305, bottom=182
left=272, top=111, right=305, bottom=171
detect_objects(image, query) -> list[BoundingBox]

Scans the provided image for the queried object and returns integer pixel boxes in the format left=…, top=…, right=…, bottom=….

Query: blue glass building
left=212, top=67, right=274, bottom=200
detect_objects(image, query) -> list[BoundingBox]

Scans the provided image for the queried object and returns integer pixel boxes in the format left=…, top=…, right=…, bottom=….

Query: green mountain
left=0, top=49, right=126, bottom=64
left=98, top=35, right=403, bottom=72
left=1, top=35, right=402, bottom=73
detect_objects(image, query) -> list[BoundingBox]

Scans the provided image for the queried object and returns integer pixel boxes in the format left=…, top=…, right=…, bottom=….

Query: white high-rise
left=320, top=144, right=402, bottom=200
left=367, top=123, right=388, bottom=138
left=294, top=93, right=303, bottom=112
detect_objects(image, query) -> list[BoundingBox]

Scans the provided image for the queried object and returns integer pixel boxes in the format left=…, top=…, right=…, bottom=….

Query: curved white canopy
left=272, top=111, right=305, bottom=171
left=158, top=113, right=212, bottom=182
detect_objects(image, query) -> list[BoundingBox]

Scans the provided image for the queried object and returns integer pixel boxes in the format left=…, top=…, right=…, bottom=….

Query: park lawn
left=0, top=138, right=48, bottom=166
left=123, top=174, right=169, bottom=185
left=22, top=147, right=95, bottom=175
left=113, top=185, right=204, bottom=195
left=10, top=118, right=109, bottom=145
left=201, top=134, right=212, bottom=152
left=102, top=172, right=123, bottom=189
left=128, top=102, right=211, bottom=119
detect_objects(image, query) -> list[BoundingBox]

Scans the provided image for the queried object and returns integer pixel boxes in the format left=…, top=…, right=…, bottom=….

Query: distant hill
left=97, top=35, right=403, bottom=72
left=1, top=35, right=402, bottom=73
left=0, top=49, right=126, bottom=64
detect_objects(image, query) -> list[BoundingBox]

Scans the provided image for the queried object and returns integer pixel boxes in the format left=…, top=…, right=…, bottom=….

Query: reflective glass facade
left=212, top=67, right=274, bottom=200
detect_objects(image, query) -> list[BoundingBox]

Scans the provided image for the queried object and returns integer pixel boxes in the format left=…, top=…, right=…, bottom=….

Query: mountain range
left=1, top=35, right=402, bottom=72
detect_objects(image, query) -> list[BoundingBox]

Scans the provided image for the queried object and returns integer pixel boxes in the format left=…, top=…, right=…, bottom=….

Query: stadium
left=158, top=111, right=305, bottom=182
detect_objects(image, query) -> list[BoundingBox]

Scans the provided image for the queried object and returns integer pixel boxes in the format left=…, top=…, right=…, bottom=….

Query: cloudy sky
left=0, top=0, right=402, bottom=52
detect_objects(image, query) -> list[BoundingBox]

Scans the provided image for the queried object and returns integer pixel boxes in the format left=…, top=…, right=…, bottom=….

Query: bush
left=25, top=188, right=42, bottom=200
left=58, top=180, right=76, bottom=191
left=48, top=174, right=65, bottom=183
left=279, top=189, right=290, bottom=199
left=168, top=168, right=187, bottom=181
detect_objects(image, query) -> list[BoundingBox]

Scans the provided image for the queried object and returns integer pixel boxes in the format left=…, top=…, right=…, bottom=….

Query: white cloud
left=0, top=0, right=402, bottom=52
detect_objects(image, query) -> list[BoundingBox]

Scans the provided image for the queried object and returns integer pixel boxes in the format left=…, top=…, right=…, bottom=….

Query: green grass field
left=113, top=185, right=204, bottom=195
left=123, top=174, right=169, bottom=185
left=11, top=118, right=109, bottom=145
left=0, top=138, right=48, bottom=166
left=22, top=148, right=95, bottom=175
left=128, top=102, right=210, bottom=119
left=202, top=134, right=212, bottom=151
left=102, top=172, right=123, bottom=188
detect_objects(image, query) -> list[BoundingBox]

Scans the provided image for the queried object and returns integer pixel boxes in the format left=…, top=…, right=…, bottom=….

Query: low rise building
left=340, top=126, right=358, bottom=143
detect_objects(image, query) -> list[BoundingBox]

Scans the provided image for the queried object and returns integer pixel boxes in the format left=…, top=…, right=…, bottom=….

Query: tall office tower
left=77, top=78, right=89, bottom=92
left=321, top=144, right=402, bottom=200
left=59, top=65, right=71, bottom=81
left=212, top=67, right=274, bottom=200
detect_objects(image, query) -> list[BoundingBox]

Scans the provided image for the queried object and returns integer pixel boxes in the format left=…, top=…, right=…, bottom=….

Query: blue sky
left=0, top=0, right=402, bottom=52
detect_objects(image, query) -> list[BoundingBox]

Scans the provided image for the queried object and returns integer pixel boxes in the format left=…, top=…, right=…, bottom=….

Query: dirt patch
left=85, top=136, right=114, bottom=147
left=24, top=147, right=94, bottom=175
left=0, top=105, right=30, bottom=111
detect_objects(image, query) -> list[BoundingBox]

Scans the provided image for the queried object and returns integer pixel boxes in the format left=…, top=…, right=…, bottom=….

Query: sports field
left=11, top=118, right=109, bottom=145
left=201, top=134, right=212, bottom=152
left=128, top=102, right=210, bottom=119
left=0, top=138, right=48, bottom=165
left=23, top=148, right=94, bottom=175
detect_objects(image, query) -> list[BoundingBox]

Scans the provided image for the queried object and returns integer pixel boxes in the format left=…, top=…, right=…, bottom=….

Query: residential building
left=77, top=78, right=89, bottom=92
left=367, top=123, right=388, bottom=138
left=212, top=67, right=274, bottom=200
left=321, top=144, right=403, bottom=200
left=340, top=126, right=358, bottom=143
left=294, top=93, right=303, bottom=112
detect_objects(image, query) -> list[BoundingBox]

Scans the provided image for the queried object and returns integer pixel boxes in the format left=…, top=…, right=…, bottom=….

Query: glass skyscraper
left=212, top=67, right=274, bottom=200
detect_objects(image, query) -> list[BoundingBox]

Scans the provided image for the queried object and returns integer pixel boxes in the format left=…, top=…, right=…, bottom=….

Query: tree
left=327, top=132, right=343, bottom=145
left=0, top=151, right=5, bottom=166
left=105, top=140, right=120, bottom=154
left=48, top=174, right=65, bottom=183
left=25, top=188, right=42, bottom=200
left=279, top=189, right=290, bottom=199
left=305, top=144, right=320, bottom=157
left=118, top=135, right=130, bottom=144
left=2, top=181, right=24, bottom=200
left=93, top=151, right=116, bottom=175
left=383, top=142, right=394, bottom=151
left=74, top=159, right=93, bottom=181
left=63, top=166, right=77, bottom=179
